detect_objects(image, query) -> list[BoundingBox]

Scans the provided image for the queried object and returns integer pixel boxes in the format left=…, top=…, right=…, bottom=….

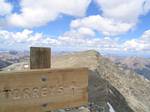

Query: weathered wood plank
left=30, top=47, right=51, bottom=69
left=0, top=68, right=88, bottom=112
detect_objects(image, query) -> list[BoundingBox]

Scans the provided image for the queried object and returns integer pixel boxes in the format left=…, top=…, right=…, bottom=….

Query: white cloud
left=0, top=29, right=118, bottom=50
left=143, top=0, right=150, bottom=14
left=95, top=0, right=150, bottom=22
left=141, top=30, right=150, bottom=41
left=0, top=29, right=59, bottom=47
left=8, top=0, right=91, bottom=28
left=0, top=29, right=149, bottom=54
left=123, top=30, right=150, bottom=52
left=0, top=0, right=12, bottom=16
left=63, top=27, right=95, bottom=40
left=0, top=0, right=150, bottom=54
left=1, top=0, right=149, bottom=39
left=71, top=15, right=134, bottom=36
left=69, top=0, right=150, bottom=37
left=77, top=27, right=95, bottom=37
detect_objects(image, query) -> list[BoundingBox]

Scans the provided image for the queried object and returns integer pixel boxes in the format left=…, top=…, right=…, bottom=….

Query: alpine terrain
left=2, top=50, right=150, bottom=112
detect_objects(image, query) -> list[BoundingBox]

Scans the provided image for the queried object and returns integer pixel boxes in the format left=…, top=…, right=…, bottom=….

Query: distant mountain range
left=0, top=60, right=11, bottom=70
left=0, top=51, right=29, bottom=70
left=108, top=56, right=150, bottom=80
left=0, top=50, right=150, bottom=80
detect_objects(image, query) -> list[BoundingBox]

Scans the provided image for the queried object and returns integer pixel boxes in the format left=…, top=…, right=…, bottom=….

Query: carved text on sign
left=0, top=85, right=82, bottom=100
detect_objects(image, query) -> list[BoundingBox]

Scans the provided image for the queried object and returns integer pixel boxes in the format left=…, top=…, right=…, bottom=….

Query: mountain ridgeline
left=108, top=56, right=150, bottom=80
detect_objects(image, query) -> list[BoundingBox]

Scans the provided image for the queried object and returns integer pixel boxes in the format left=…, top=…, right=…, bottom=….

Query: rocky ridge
left=108, top=56, right=150, bottom=80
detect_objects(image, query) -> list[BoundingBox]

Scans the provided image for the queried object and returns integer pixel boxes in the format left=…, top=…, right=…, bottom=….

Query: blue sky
left=0, top=0, right=150, bottom=57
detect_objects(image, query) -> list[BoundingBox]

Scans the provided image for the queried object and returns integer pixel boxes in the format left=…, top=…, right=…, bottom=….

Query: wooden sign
left=0, top=68, right=88, bottom=112
left=30, top=47, right=51, bottom=69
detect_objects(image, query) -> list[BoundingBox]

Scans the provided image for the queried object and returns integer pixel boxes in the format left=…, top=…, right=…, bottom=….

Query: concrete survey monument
left=0, top=47, right=88, bottom=112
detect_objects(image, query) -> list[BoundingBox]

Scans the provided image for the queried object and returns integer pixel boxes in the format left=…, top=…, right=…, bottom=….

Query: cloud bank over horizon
left=0, top=29, right=149, bottom=54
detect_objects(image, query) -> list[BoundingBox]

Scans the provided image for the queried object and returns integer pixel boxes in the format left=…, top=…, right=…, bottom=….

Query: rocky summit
left=2, top=50, right=150, bottom=112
